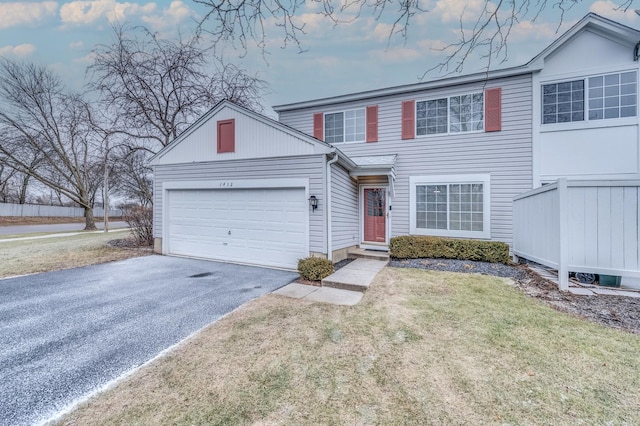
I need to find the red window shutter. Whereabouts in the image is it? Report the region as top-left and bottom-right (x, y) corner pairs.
(401, 100), (415, 140)
(217, 119), (235, 153)
(313, 113), (324, 140)
(485, 88), (502, 132)
(366, 105), (378, 143)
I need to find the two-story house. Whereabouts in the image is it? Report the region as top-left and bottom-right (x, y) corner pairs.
(150, 13), (640, 272)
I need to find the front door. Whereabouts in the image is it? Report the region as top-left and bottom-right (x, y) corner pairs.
(363, 188), (386, 244)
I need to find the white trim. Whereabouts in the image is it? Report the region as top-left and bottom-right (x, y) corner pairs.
(359, 184), (390, 248)
(323, 107), (366, 144)
(409, 174), (491, 239)
(539, 69), (638, 128)
(161, 178), (310, 261)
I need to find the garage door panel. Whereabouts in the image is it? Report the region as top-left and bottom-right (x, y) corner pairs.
(167, 188), (307, 269)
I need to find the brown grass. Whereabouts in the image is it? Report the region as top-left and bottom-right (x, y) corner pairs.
(0, 232), (149, 278)
(57, 267), (640, 425)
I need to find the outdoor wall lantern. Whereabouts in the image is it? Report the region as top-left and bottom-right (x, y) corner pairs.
(308, 195), (318, 212)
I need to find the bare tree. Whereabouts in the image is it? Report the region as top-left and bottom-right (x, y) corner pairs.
(193, 0), (633, 74)
(110, 146), (154, 206)
(0, 59), (104, 230)
(89, 25), (268, 152)
(0, 162), (17, 202)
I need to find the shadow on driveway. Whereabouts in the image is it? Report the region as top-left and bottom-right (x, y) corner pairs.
(0, 255), (297, 426)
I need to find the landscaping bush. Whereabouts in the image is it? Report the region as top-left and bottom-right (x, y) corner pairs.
(389, 235), (511, 264)
(298, 256), (335, 281)
(122, 205), (153, 246)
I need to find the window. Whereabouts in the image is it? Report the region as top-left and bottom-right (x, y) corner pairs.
(589, 71), (637, 120)
(410, 174), (490, 238)
(415, 92), (484, 135)
(542, 80), (584, 124)
(542, 71), (637, 124)
(324, 108), (365, 143)
(450, 93), (484, 132)
(417, 98), (448, 135)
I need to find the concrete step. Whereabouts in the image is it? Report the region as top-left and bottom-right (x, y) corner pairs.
(322, 258), (388, 292)
(348, 247), (390, 261)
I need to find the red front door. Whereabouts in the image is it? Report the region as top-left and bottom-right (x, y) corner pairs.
(363, 188), (386, 243)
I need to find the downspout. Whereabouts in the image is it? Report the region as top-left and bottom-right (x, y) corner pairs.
(326, 152), (339, 261)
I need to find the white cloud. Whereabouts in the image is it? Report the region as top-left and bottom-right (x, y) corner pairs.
(74, 52), (97, 63)
(141, 1), (198, 31)
(59, 0), (156, 25)
(0, 44), (37, 57)
(433, 0), (491, 23)
(589, 1), (638, 23)
(69, 41), (84, 49)
(0, 1), (58, 29)
(509, 20), (563, 42)
(417, 38), (450, 51)
(370, 46), (422, 62)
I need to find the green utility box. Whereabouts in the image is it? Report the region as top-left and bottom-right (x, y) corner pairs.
(599, 275), (622, 287)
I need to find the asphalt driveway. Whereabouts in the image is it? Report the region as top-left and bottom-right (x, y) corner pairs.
(0, 255), (297, 426)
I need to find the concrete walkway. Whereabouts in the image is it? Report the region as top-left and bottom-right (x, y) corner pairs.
(273, 257), (389, 305)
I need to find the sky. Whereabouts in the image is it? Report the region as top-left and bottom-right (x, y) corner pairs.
(1, 0), (640, 115)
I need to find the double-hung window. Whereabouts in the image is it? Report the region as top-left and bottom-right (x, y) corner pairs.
(410, 174), (490, 239)
(324, 108), (365, 143)
(415, 92), (484, 135)
(542, 71), (637, 124)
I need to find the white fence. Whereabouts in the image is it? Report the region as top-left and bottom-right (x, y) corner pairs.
(513, 179), (640, 290)
(0, 202), (122, 218)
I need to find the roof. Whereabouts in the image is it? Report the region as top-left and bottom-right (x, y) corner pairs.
(272, 13), (640, 113)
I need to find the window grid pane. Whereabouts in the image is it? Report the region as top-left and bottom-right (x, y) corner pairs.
(416, 183), (483, 232)
(450, 93), (484, 133)
(589, 71), (637, 121)
(542, 80), (584, 124)
(417, 99), (448, 135)
(344, 109), (365, 142)
(325, 109), (366, 143)
(324, 112), (344, 143)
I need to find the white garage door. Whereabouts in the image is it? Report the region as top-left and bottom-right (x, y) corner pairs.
(167, 188), (307, 269)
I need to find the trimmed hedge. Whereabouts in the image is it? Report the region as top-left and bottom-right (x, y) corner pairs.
(389, 235), (511, 264)
(298, 256), (335, 281)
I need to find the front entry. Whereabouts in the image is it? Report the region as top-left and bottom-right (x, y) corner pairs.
(363, 187), (387, 245)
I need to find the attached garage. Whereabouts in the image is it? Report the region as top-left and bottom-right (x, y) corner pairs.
(165, 186), (308, 269)
(151, 100), (339, 269)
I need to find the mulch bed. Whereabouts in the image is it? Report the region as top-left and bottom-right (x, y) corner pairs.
(390, 258), (640, 336)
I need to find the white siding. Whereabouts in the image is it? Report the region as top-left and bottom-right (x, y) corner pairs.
(154, 105), (327, 165)
(154, 155), (327, 254)
(532, 28), (640, 185)
(279, 74), (533, 246)
(331, 163), (358, 250)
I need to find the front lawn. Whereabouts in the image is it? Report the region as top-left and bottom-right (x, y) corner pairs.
(57, 267), (640, 425)
(0, 232), (149, 278)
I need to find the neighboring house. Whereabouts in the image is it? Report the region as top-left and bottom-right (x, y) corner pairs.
(150, 13), (640, 272)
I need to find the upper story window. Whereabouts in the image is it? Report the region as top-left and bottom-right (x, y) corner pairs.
(589, 71), (637, 120)
(416, 92), (484, 135)
(324, 108), (365, 143)
(542, 71), (637, 124)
